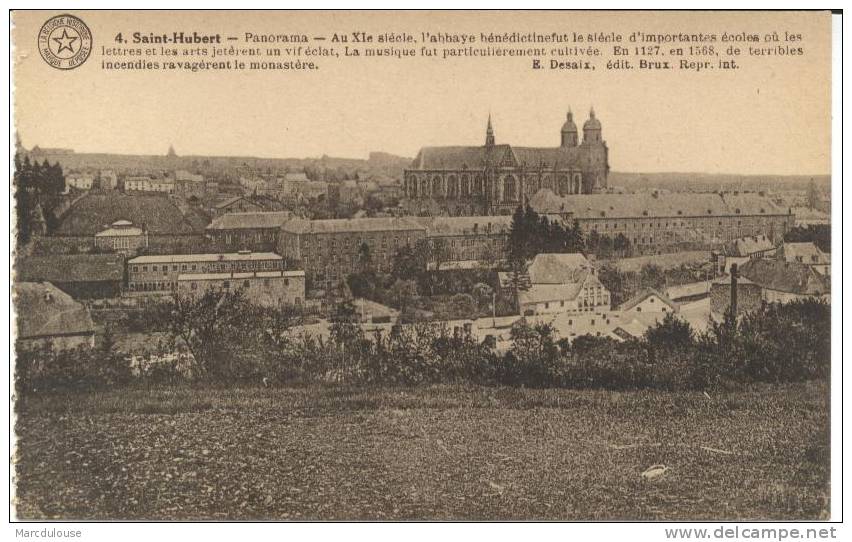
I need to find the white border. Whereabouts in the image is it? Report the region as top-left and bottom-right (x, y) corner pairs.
(3, 4), (846, 540)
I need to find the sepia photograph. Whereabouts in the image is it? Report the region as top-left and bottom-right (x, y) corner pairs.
(8, 8), (839, 526)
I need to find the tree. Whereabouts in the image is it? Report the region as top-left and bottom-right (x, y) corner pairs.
(392, 244), (425, 281)
(165, 288), (253, 378)
(644, 312), (694, 352)
(471, 282), (494, 311)
(388, 279), (418, 315)
(613, 233), (631, 257)
(357, 241), (373, 273)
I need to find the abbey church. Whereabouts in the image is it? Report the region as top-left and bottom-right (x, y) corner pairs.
(403, 109), (609, 216)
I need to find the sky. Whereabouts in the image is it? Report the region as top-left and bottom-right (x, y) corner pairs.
(12, 10), (832, 175)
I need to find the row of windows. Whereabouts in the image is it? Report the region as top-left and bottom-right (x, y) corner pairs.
(586, 217), (781, 232)
(131, 277), (296, 291)
(131, 260), (280, 273)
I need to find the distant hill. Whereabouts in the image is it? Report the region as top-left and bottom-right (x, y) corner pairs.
(22, 149), (413, 184)
(609, 172), (831, 193)
(55, 193), (202, 236)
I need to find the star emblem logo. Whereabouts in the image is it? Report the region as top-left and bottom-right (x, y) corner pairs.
(38, 15), (93, 70)
(51, 28), (78, 54)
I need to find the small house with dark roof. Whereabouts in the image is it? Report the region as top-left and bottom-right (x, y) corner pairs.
(739, 258), (829, 304)
(17, 254), (125, 299)
(15, 282), (96, 350)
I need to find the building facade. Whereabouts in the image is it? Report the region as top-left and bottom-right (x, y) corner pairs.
(173, 170), (206, 199)
(514, 253), (611, 316)
(417, 215), (512, 269)
(403, 109), (609, 216)
(205, 211), (293, 251)
(94, 220), (149, 255)
(126, 251), (284, 294)
(176, 269), (305, 308)
(277, 217), (427, 290)
(66, 173), (94, 191)
(532, 191), (794, 254)
(125, 176), (175, 194)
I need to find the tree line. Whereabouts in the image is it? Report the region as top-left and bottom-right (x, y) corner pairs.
(14, 152), (66, 246)
(16, 292), (830, 393)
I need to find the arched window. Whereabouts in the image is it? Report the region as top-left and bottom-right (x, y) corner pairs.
(473, 174), (484, 195)
(432, 175), (443, 198)
(460, 174), (471, 198)
(503, 175), (517, 202)
(447, 175), (459, 198)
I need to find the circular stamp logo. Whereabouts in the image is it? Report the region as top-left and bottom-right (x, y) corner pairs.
(37, 14), (93, 70)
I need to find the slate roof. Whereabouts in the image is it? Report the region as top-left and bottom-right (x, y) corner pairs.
(739, 259), (829, 295)
(284, 172), (310, 182)
(129, 252), (282, 264)
(726, 234), (775, 257)
(530, 190), (789, 219)
(95, 223), (144, 237)
(409, 145), (513, 170)
(15, 282), (96, 340)
(511, 146), (582, 168)
(281, 217), (426, 235)
(206, 211), (292, 230)
(17, 254), (125, 283)
(527, 253), (593, 284)
(213, 196), (245, 209)
(518, 283), (585, 305)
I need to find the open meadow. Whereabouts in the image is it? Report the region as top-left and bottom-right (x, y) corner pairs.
(14, 381), (829, 520)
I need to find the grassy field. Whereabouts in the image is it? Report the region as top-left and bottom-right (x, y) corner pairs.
(14, 382), (829, 520)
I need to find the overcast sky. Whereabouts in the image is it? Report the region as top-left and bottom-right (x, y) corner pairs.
(13, 10), (831, 175)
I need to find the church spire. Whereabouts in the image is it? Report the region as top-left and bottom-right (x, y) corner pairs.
(485, 113), (495, 147)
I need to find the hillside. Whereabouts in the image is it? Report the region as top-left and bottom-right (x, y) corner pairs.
(54, 193), (203, 236)
(609, 172), (831, 193)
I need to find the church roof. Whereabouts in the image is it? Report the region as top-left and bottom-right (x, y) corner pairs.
(410, 143), (587, 171)
(409, 145), (513, 170)
(561, 112), (578, 133)
(512, 146), (582, 169)
(583, 109), (601, 130)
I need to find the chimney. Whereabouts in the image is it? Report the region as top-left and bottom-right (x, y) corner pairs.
(730, 263), (738, 323)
